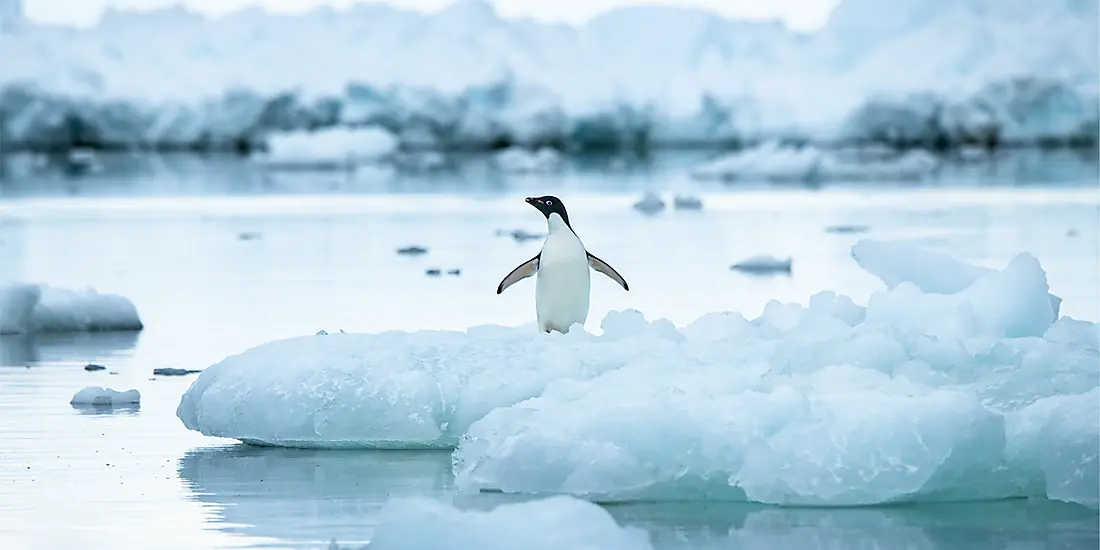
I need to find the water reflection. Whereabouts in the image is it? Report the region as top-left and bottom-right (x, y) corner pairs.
(178, 446), (454, 548)
(605, 500), (1099, 550)
(178, 444), (1097, 550)
(70, 402), (141, 416)
(465, 493), (1098, 550)
(0, 330), (141, 367)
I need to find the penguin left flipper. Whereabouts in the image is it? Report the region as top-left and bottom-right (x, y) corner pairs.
(587, 252), (629, 291)
(496, 253), (540, 294)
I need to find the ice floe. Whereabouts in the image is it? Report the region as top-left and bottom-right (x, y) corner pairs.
(176, 239), (1098, 508)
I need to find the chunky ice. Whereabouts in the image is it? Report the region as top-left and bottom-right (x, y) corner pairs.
(1, 0), (1096, 150)
(370, 496), (652, 550)
(452, 247), (1098, 507)
(177, 240), (1098, 507)
(0, 283), (144, 335)
(70, 386), (141, 406)
(689, 142), (940, 182)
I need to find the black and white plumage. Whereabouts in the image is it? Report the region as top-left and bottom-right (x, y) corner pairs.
(497, 195), (629, 333)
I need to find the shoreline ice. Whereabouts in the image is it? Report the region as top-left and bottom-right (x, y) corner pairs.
(1, 0), (1095, 154)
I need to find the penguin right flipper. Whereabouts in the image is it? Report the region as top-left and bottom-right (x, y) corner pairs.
(496, 254), (540, 294)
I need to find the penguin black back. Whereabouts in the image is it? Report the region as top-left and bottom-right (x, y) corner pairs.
(525, 196), (570, 228)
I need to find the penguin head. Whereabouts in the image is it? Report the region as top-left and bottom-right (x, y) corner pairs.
(525, 195), (570, 227)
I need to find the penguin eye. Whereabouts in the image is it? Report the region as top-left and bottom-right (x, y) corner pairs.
(545, 200), (553, 206)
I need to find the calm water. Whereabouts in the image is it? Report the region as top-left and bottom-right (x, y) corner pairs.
(0, 150), (1098, 550)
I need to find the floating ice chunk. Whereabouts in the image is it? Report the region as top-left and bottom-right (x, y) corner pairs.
(491, 147), (562, 173)
(852, 239), (1062, 317)
(672, 195), (703, 210)
(176, 317), (687, 448)
(689, 142), (939, 182)
(70, 386), (141, 406)
(253, 126), (397, 169)
(632, 193), (665, 214)
(730, 256), (792, 274)
(689, 142), (822, 182)
(177, 240), (1097, 507)
(0, 283), (144, 335)
(818, 149), (939, 181)
(370, 496), (652, 550)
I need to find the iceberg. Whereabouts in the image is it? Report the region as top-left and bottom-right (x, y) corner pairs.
(370, 496), (652, 550)
(251, 126), (398, 170)
(491, 146), (562, 173)
(177, 239), (1098, 508)
(1, 0), (1095, 151)
(689, 141), (940, 182)
(0, 283), (144, 335)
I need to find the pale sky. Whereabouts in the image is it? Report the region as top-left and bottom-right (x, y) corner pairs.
(22, 0), (839, 31)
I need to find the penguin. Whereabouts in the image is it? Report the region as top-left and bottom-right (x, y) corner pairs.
(496, 195), (629, 333)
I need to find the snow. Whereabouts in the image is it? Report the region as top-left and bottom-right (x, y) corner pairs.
(177, 239), (1098, 508)
(370, 496), (651, 550)
(1, 0), (1095, 150)
(252, 126), (398, 169)
(0, 283), (144, 335)
(70, 386), (141, 406)
(689, 142), (940, 182)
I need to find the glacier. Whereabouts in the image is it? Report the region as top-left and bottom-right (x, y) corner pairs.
(0, 283), (144, 334)
(1, 0), (1096, 153)
(176, 239), (1099, 508)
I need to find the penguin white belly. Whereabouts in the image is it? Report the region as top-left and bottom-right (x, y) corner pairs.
(535, 233), (591, 333)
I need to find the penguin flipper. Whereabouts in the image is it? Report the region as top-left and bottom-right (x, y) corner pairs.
(496, 254), (540, 294)
(587, 252), (629, 291)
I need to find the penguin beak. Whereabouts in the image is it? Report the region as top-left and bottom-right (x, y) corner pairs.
(525, 197), (540, 207)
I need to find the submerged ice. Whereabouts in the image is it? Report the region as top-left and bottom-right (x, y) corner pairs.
(176, 240), (1099, 508)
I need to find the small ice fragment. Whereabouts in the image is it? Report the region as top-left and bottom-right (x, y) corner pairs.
(498, 229), (544, 242)
(731, 256), (792, 274)
(825, 224), (870, 234)
(70, 386), (140, 406)
(673, 195), (703, 210)
(425, 268), (441, 276)
(632, 193), (665, 214)
(237, 231), (263, 241)
(84, 364), (106, 371)
(447, 269), (461, 276)
(397, 246), (428, 256)
(153, 368), (202, 376)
